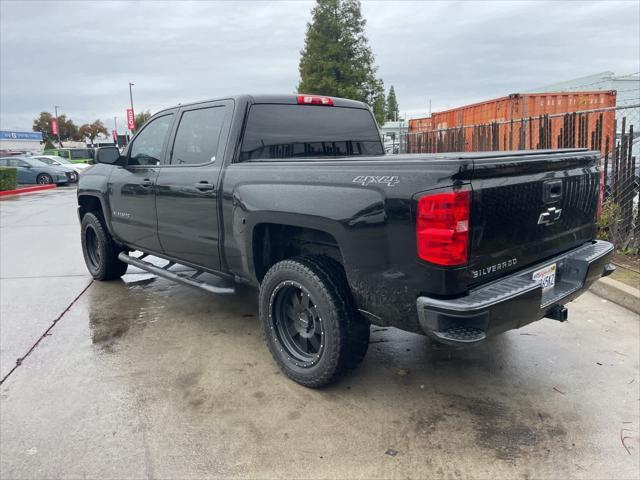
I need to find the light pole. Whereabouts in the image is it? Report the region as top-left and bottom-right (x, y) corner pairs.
(128, 82), (135, 134)
(54, 105), (62, 146)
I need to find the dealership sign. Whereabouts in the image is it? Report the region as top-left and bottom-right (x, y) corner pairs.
(51, 119), (59, 136)
(0, 131), (43, 141)
(127, 109), (136, 130)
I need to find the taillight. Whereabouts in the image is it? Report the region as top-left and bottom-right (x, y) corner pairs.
(297, 94), (334, 106)
(416, 188), (471, 266)
(596, 167), (604, 221)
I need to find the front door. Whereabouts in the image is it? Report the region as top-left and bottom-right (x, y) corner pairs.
(155, 101), (232, 271)
(12, 159), (36, 184)
(108, 112), (175, 253)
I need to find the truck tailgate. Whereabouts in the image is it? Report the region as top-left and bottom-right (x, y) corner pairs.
(468, 149), (600, 285)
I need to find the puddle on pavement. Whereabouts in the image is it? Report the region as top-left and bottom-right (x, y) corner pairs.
(87, 276), (172, 352)
(86, 272), (258, 354)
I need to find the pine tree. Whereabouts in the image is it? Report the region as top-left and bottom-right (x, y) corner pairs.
(386, 85), (399, 121)
(298, 0), (384, 110)
(372, 90), (386, 125)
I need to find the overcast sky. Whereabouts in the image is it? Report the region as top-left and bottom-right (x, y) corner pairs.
(1, 0), (638, 131)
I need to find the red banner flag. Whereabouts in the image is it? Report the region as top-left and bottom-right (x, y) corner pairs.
(126, 108), (136, 130)
(112, 129), (118, 142)
(51, 119), (58, 136)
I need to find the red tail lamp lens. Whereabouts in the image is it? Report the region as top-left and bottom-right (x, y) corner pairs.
(416, 189), (471, 266)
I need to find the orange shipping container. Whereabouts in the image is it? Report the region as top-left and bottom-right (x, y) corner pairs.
(407, 90), (617, 156)
(410, 91), (616, 132)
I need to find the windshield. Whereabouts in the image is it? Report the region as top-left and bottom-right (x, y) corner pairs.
(51, 156), (71, 164)
(33, 156), (55, 165)
(24, 158), (49, 167)
(240, 104), (384, 161)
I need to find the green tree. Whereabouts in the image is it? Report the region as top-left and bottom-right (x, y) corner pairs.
(372, 90), (386, 125)
(298, 0), (384, 109)
(386, 85), (399, 121)
(32, 112), (80, 145)
(134, 110), (152, 133)
(57, 115), (80, 142)
(79, 120), (109, 145)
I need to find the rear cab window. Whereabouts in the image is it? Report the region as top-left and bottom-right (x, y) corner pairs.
(239, 104), (383, 161)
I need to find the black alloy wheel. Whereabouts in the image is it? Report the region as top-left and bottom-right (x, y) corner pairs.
(271, 281), (325, 367)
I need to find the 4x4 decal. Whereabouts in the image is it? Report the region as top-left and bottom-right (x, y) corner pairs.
(352, 175), (400, 187)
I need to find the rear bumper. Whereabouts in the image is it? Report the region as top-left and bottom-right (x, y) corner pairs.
(416, 240), (614, 345)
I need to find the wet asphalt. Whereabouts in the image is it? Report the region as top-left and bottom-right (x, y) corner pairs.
(0, 187), (638, 479)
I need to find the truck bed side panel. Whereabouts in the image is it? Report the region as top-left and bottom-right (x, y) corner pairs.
(221, 157), (470, 332)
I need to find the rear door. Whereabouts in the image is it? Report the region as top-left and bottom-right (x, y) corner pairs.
(155, 100), (233, 271)
(468, 150), (599, 285)
(108, 111), (175, 252)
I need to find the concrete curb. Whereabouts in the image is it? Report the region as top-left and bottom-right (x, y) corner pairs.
(0, 184), (57, 197)
(590, 277), (640, 315)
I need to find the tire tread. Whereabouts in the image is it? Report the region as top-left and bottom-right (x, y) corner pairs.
(81, 212), (127, 280)
(259, 255), (369, 388)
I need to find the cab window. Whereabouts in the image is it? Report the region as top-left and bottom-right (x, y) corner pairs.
(129, 115), (174, 166)
(170, 106), (227, 165)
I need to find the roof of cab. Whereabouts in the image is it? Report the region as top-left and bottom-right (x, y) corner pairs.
(154, 94), (369, 116)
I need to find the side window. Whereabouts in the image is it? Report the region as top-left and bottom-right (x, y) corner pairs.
(0, 159), (8, 166)
(170, 106), (227, 165)
(129, 115), (173, 166)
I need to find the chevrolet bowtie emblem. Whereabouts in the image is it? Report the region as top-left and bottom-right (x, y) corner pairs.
(537, 206), (562, 226)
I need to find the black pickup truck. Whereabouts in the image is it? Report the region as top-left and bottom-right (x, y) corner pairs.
(78, 94), (614, 387)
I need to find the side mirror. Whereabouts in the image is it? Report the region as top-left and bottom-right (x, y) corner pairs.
(95, 146), (122, 165)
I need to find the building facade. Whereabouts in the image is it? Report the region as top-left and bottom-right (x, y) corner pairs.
(0, 130), (43, 153)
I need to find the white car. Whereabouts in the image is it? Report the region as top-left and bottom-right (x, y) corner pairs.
(32, 155), (90, 175)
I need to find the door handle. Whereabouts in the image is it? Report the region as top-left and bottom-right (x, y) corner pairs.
(195, 181), (214, 191)
(141, 179), (154, 187)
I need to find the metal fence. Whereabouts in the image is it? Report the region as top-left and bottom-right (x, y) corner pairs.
(400, 104), (639, 249)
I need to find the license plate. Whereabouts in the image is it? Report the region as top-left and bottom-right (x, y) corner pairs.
(533, 263), (557, 291)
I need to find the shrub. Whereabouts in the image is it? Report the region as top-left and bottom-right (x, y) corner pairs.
(596, 199), (619, 241)
(0, 167), (17, 191)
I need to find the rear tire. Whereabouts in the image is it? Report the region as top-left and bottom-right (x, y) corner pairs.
(36, 173), (52, 184)
(81, 212), (128, 280)
(259, 255), (370, 388)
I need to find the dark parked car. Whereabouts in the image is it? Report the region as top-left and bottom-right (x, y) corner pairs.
(77, 94), (614, 387)
(0, 156), (70, 185)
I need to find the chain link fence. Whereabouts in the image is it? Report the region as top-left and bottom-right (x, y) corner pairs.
(399, 104), (639, 250)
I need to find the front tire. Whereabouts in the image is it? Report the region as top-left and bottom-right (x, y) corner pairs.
(81, 212), (128, 280)
(259, 256), (370, 388)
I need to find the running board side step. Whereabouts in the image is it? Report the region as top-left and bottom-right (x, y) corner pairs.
(118, 252), (235, 295)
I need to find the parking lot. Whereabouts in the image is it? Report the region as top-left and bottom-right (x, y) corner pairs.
(1, 188), (638, 479)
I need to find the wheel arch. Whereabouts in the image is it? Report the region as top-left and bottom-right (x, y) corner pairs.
(250, 219), (345, 284)
(78, 194), (106, 220)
